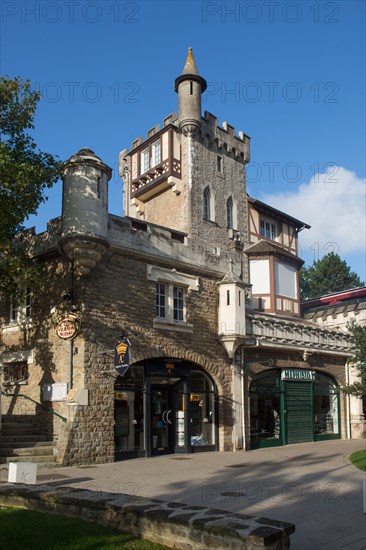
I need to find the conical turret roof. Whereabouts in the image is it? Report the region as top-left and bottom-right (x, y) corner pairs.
(181, 47), (200, 76)
(62, 147), (112, 177)
(175, 48), (207, 92)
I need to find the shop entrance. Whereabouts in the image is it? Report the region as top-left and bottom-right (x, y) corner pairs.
(114, 359), (217, 460)
(249, 369), (341, 449)
(285, 381), (313, 444)
(151, 379), (186, 455)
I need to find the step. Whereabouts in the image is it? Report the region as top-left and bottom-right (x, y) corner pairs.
(1, 422), (39, 430)
(0, 454), (56, 464)
(0, 434), (48, 444)
(1, 428), (45, 436)
(0, 445), (54, 458)
(0, 440), (54, 450)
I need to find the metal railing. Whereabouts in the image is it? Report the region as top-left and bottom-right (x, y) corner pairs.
(0, 388), (67, 423)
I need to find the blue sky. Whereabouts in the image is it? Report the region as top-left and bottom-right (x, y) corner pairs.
(1, 0), (365, 280)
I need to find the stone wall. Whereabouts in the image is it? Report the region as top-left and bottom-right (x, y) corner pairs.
(1, 217), (238, 466)
(189, 129), (248, 269)
(0, 256), (73, 445)
(58, 249), (234, 464)
(0, 484), (295, 550)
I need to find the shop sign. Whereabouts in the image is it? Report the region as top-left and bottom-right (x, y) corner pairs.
(281, 369), (316, 381)
(56, 314), (80, 340)
(114, 391), (127, 401)
(114, 337), (131, 376)
(190, 394), (201, 402)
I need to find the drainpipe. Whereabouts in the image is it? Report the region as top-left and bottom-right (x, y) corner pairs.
(236, 347), (246, 451)
(241, 359), (246, 451)
(67, 260), (74, 392)
(68, 340), (73, 392)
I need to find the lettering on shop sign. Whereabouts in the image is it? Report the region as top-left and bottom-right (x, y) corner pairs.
(281, 369), (316, 381)
(56, 315), (80, 340)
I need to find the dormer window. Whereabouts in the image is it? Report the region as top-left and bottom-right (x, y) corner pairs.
(260, 219), (277, 241)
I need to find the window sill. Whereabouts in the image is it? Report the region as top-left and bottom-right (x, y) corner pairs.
(2, 321), (33, 333)
(203, 219), (218, 226)
(259, 235), (279, 244)
(153, 319), (193, 333)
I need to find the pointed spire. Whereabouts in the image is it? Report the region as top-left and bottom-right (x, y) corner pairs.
(220, 259), (243, 284)
(182, 47), (199, 76)
(175, 48), (207, 93)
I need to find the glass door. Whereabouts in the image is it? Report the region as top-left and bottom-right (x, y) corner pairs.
(151, 387), (173, 454)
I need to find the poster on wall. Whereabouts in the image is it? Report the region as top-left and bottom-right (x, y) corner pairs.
(114, 337), (131, 376)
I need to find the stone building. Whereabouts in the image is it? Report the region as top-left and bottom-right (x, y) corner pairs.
(0, 50), (361, 466)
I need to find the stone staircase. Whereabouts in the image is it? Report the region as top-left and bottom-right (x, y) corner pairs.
(0, 418), (56, 467)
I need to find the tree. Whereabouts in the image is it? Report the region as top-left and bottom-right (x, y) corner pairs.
(300, 252), (364, 300)
(0, 76), (61, 298)
(342, 323), (366, 399)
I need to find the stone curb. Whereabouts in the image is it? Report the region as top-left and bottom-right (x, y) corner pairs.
(0, 484), (295, 549)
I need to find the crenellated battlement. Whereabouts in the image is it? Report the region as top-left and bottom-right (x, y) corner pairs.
(201, 111), (250, 162)
(126, 110), (249, 162)
(130, 113), (179, 151)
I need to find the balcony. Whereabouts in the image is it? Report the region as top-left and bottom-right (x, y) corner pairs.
(131, 158), (181, 202)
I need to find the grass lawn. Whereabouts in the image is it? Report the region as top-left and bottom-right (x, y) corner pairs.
(0, 507), (169, 550)
(349, 449), (366, 472)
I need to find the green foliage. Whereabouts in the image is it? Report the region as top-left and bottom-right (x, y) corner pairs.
(0, 507), (169, 549)
(300, 252), (364, 300)
(349, 449), (366, 472)
(0, 76), (62, 298)
(343, 323), (366, 398)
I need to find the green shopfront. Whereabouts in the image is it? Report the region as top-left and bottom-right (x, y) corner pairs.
(250, 369), (340, 449)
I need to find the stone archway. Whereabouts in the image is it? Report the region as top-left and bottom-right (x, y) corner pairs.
(113, 354), (227, 460)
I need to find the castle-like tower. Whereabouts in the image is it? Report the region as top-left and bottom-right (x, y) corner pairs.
(61, 148), (112, 275)
(174, 47), (207, 136)
(120, 49), (250, 261)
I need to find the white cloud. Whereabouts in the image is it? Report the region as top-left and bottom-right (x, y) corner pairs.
(262, 167), (366, 257)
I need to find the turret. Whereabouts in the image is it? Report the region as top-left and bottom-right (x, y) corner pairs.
(175, 48), (207, 135)
(61, 148), (112, 275)
(217, 260), (251, 358)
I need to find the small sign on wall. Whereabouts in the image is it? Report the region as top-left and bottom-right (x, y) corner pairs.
(281, 369), (316, 381)
(42, 383), (68, 401)
(56, 314), (80, 340)
(114, 337), (131, 376)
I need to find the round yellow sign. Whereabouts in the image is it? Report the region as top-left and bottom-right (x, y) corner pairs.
(56, 315), (80, 340)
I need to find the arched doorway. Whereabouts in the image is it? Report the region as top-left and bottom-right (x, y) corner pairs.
(250, 369), (341, 449)
(114, 358), (218, 460)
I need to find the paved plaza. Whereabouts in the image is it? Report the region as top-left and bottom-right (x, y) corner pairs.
(2, 439), (366, 549)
